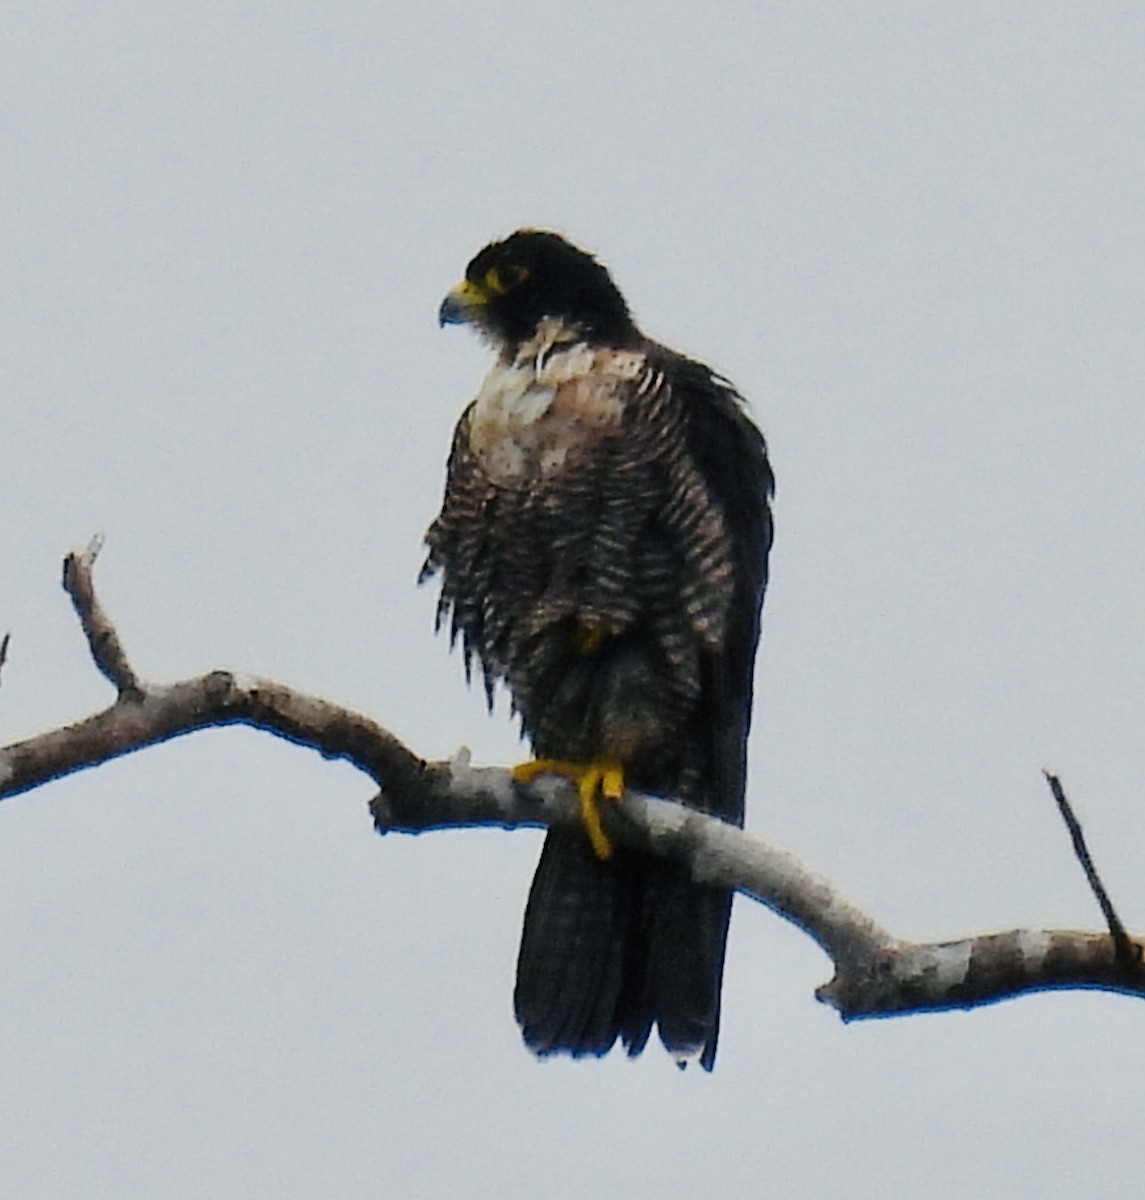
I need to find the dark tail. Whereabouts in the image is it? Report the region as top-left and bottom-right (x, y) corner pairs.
(514, 828), (733, 1069)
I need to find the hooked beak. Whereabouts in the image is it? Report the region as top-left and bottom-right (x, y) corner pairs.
(438, 279), (487, 327)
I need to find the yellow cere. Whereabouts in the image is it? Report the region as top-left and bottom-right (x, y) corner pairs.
(452, 277), (489, 306)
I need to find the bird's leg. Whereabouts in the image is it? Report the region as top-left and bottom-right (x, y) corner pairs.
(511, 758), (625, 860)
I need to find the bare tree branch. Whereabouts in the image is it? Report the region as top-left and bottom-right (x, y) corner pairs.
(1, 548), (1142, 1024)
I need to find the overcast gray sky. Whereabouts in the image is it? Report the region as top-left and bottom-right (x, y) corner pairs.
(2, 2), (1144, 1196)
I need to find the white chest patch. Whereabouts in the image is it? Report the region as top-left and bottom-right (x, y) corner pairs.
(468, 326), (647, 487)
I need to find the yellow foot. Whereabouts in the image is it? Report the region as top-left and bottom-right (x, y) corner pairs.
(573, 620), (608, 655)
(512, 757), (625, 860)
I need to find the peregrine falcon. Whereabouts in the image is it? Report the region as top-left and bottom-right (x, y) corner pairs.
(423, 230), (773, 1068)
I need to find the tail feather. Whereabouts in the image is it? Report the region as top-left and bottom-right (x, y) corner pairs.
(514, 831), (733, 1069)
(515, 830), (634, 1058)
(643, 864), (733, 1069)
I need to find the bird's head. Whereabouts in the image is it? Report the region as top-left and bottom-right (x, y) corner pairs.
(439, 230), (636, 350)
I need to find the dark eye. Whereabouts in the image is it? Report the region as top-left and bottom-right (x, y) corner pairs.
(484, 264), (529, 294)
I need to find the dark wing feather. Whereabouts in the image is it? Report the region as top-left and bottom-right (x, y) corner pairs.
(627, 348), (773, 1066)
(664, 350), (774, 824)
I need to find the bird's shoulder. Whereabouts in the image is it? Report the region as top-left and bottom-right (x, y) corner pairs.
(647, 343), (774, 500)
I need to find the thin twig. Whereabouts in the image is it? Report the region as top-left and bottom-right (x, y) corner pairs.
(0, 633), (10, 688)
(1044, 770), (1137, 970)
(61, 537), (142, 698)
